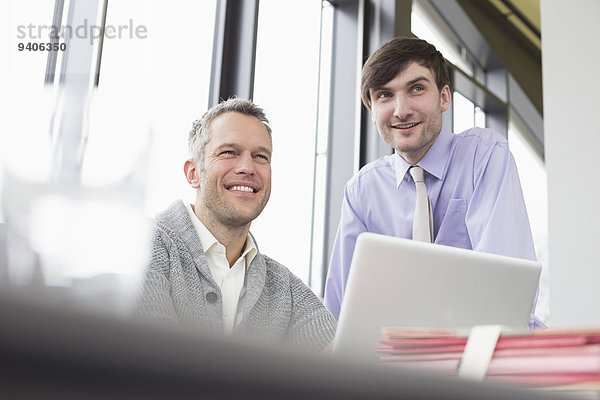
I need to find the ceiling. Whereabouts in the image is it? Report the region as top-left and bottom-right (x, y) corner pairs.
(488, 0), (541, 49)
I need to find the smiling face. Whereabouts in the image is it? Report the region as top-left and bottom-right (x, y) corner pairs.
(369, 61), (451, 165)
(185, 112), (272, 231)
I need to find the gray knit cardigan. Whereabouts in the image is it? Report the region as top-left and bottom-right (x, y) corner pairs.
(136, 200), (337, 352)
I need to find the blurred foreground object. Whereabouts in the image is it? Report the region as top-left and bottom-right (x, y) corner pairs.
(0, 84), (152, 317)
(0, 290), (564, 400)
(1, 170), (150, 316)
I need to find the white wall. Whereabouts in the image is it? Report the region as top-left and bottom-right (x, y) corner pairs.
(542, 0), (600, 326)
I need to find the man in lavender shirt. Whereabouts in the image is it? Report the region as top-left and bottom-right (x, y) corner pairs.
(324, 36), (544, 328)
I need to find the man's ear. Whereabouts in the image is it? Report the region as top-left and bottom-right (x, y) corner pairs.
(184, 159), (201, 189)
(440, 84), (451, 112)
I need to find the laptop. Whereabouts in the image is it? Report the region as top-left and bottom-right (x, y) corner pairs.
(332, 232), (542, 363)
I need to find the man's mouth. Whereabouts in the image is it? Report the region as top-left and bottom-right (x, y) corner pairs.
(227, 185), (257, 193)
(392, 122), (420, 129)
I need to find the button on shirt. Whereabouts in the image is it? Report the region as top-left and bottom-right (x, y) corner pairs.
(185, 203), (257, 334)
(324, 127), (543, 328)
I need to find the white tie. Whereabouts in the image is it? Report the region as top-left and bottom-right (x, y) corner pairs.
(409, 166), (433, 243)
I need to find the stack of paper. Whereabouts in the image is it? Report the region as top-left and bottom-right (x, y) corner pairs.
(378, 327), (600, 394)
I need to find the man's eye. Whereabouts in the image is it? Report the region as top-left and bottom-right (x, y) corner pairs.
(376, 92), (392, 99)
(254, 154), (269, 162)
(220, 150), (236, 156)
(411, 86), (424, 93)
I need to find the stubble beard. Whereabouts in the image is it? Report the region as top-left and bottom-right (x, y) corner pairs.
(199, 178), (270, 231)
(382, 117), (442, 160)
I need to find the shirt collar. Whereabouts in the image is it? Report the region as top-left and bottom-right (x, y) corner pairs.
(242, 234), (257, 267)
(393, 128), (453, 187)
(185, 202), (219, 253)
(185, 202), (257, 268)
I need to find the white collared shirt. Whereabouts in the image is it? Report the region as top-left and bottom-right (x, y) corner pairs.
(185, 203), (257, 334)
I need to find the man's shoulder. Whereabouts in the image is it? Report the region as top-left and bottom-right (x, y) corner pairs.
(151, 200), (202, 257)
(454, 127), (508, 149)
(260, 254), (292, 280)
(152, 200), (196, 240)
(155, 200), (190, 230)
(258, 254), (309, 289)
(347, 154), (394, 187)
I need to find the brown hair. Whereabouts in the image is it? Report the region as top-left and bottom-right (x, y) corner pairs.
(361, 36), (450, 110)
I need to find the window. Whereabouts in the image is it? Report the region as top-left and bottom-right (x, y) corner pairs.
(452, 91), (475, 133)
(452, 91), (486, 133)
(508, 112), (548, 323)
(474, 105), (486, 128)
(310, 1), (334, 292)
(2, 0), (217, 309)
(251, 0), (329, 285)
(1, 0), (57, 221)
(92, 0), (217, 215)
(6, 0), (55, 86)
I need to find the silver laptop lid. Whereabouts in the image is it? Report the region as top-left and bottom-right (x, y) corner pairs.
(332, 232), (542, 363)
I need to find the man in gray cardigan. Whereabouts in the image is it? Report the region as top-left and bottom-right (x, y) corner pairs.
(136, 98), (336, 352)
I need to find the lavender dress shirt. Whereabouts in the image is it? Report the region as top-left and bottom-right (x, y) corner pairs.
(324, 127), (545, 328)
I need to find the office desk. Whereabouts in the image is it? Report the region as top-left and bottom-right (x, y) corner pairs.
(0, 290), (565, 399)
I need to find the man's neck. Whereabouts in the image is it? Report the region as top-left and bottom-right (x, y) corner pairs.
(192, 204), (250, 267)
(211, 224), (250, 267)
(396, 139), (435, 165)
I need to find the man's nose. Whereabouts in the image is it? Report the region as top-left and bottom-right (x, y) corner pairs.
(393, 96), (412, 120)
(234, 152), (256, 175)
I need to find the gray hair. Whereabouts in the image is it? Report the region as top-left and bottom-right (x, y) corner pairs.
(188, 97), (272, 163)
